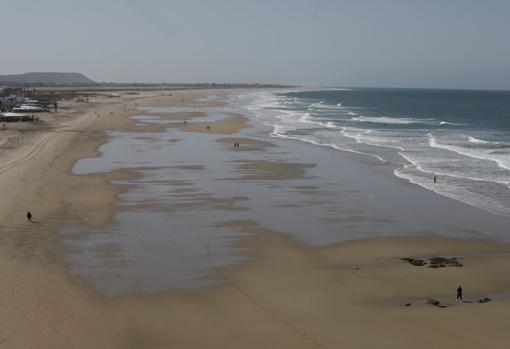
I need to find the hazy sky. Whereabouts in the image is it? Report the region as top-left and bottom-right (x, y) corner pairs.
(2, 0), (510, 89)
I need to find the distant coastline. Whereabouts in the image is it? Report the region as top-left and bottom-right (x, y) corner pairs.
(0, 72), (294, 89)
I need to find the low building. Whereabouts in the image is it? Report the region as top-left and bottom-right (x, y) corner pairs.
(0, 112), (35, 122)
(12, 104), (45, 112)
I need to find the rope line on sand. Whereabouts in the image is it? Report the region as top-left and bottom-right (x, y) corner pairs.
(205, 175), (328, 349)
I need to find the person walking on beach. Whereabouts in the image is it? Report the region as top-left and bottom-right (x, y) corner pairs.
(26, 211), (32, 222)
(434, 176), (437, 184)
(457, 285), (463, 301)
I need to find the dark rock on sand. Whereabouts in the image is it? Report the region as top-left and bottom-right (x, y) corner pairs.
(478, 297), (492, 303)
(426, 299), (441, 306)
(429, 257), (463, 267)
(400, 258), (425, 266)
(401, 256), (463, 268)
(425, 299), (449, 308)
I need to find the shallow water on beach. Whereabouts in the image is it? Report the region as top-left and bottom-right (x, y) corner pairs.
(62, 105), (355, 296)
(59, 98), (510, 297)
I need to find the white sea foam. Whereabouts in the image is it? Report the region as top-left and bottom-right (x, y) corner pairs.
(439, 121), (463, 126)
(308, 101), (345, 110)
(298, 87), (356, 93)
(299, 112), (314, 123)
(340, 127), (406, 151)
(394, 167), (510, 217)
(468, 136), (490, 144)
(322, 121), (344, 130)
(398, 150), (510, 186)
(429, 133), (510, 171)
(351, 116), (426, 125)
(467, 136), (502, 145)
(269, 131), (385, 162)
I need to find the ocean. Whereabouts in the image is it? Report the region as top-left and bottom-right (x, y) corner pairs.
(239, 88), (510, 217)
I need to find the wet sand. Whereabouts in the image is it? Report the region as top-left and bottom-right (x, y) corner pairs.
(1, 88), (510, 348)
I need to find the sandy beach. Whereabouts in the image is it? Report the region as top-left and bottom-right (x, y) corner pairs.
(1, 88), (510, 349)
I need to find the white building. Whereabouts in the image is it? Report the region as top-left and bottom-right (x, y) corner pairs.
(12, 105), (45, 112)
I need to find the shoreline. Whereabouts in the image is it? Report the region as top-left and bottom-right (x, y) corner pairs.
(240, 88), (510, 220)
(2, 88), (510, 347)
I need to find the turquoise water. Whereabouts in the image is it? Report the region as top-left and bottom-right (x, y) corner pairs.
(241, 88), (510, 217)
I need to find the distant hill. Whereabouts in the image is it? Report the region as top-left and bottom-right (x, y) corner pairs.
(0, 72), (96, 85)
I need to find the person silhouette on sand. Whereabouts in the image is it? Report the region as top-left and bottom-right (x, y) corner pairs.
(457, 285), (463, 301)
(26, 211), (32, 222)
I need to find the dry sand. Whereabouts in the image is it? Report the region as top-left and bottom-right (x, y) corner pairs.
(0, 88), (510, 348)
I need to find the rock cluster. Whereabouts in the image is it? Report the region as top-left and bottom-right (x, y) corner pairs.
(425, 299), (448, 308)
(478, 297), (492, 303)
(401, 256), (463, 268)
